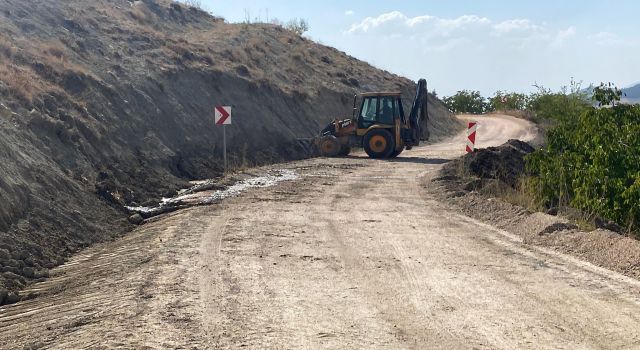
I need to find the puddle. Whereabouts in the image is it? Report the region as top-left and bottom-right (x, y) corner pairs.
(126, 169), (298, 215)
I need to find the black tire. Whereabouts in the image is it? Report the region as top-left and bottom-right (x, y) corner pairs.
(319, 135), (340, 157)
(363, 129), (395, 159)
(338, 145), (351, 156)
(389, 148), (404, 158)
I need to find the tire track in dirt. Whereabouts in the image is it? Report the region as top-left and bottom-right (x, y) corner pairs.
(322, 163), (467, 349)
(199, 211), (227, 349)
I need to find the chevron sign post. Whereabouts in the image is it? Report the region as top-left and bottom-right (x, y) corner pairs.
(215, 106), (232, 169)
(215, 106), (232, 125)
(466, 121), (478, 153)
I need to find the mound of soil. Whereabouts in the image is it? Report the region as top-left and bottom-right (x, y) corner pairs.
(0, 0), (460, 303)
(442, 139), (534, 190)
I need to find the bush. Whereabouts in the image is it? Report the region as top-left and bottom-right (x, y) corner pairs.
(442, 90), (487, 114)
(526, 82), (590, 123)
(526, 88), (640, 232)
(285, 18), (309, 36)
(488, 91), (529, 111)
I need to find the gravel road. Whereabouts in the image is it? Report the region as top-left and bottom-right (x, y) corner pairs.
(2, 114), (640, 349)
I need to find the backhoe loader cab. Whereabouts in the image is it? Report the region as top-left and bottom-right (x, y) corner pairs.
(317, 79), (428, 159)
(356, 93), (402, 129)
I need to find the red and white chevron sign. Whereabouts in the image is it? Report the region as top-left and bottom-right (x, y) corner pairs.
(215, 106), (232, 125)
(466, 121), (477, 153)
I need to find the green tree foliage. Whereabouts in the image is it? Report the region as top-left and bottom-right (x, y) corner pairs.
(442, 90), (487, 114)
(488, 91), (529, 111)
(592, 82), (624, 107)
(526, 83), (590, 123)
(526, 87), (640, 232)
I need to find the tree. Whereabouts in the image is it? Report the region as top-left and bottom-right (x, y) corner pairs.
(285, 18), (309, 36)
(592, 82), (624, 107)
(442, 90), (487, 114)
(526, 82), (589, 123)
(488, 91), (528, 111)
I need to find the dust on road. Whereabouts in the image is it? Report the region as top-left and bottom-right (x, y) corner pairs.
(2, 115), (640, 349)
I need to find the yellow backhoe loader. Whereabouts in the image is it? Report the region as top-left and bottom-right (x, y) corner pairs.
(316, 79), (428, 158)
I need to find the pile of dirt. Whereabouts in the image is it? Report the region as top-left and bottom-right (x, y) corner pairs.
(441, 139), (535, 191)
(0, 0), (460, 303)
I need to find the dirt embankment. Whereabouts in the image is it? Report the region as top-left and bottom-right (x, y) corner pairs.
(432, 139), (640, 280)
(0, 0), (459, 303)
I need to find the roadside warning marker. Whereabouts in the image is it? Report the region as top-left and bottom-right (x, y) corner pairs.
(215, 106), (232, 125)
(214, 105), (232, 170)
(466, 121), (477, 153)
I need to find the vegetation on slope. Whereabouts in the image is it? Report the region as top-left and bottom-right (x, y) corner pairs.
(527, 86), (640, 233)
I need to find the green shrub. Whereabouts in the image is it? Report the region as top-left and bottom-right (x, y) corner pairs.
(526, 102), (640, 232)
(526, 82), (590, 123)
(442, 90), (487, 114)
(488, 91), (529, 111)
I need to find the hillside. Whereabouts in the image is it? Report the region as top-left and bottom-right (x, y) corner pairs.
(0, 0), (459, 302)
(622, 83), (640, 103)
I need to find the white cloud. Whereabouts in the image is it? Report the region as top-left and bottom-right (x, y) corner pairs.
(406, 15), (434, 27)
(437, 15), (491, 30)
(492, 19), (540, 36)
(347, 11), (405, 33)
(552, 26), (576, 47)
(347, 11), (490, 36)
(345, 10), (354, 16)
(346, 11), (581, 51)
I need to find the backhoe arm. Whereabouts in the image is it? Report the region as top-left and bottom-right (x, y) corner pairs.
(406, 79), (429, 145)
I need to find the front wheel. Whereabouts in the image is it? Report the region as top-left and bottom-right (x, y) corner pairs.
(389, 148), (404, 158)
(363, 129), (395, 159)
(319, 135), (340, 157)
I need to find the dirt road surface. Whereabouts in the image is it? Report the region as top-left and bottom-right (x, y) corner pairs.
(2, 114), (640, 349)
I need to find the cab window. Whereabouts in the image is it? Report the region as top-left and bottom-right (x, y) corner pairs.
(378, 97), (395, 125)
(360, 97), (378, 122)
(393, 98), (401, 120)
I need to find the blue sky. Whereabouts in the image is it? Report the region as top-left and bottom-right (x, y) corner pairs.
(198, 1), (640, 96)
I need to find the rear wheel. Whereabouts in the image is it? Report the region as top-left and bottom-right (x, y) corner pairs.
(319, 135), (340, 157)
(363, 129), (395, 159)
